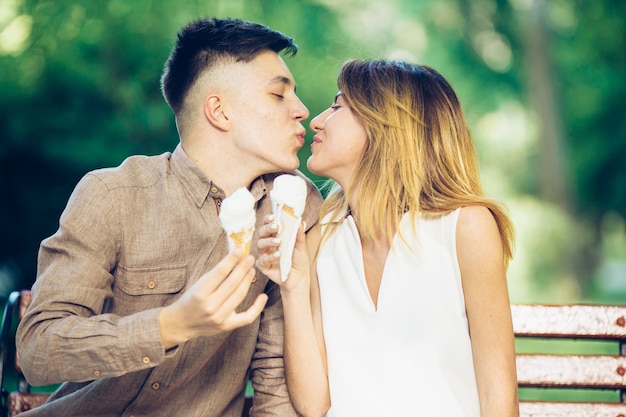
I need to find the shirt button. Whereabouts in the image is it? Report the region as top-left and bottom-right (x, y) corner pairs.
(152, 382), (160, 390)
(211, 186), (218, 193)
(93, 370), (101, 377)
(147, 280), (156, 289)
(142, 356), (151, 364)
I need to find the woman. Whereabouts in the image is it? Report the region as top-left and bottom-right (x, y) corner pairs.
(257, 60), (519, 416)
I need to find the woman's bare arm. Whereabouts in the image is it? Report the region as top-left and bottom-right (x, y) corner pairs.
(256, 219), (330, 416)
(457, 206), (519, 417)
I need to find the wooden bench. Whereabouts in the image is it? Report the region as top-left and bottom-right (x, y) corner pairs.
(3, 291), (626, 416)
(512, 303), (626, 417)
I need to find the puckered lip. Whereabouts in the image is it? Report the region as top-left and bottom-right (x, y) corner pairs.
(296, 130), (306, 147)
(311, 134), (322, 144)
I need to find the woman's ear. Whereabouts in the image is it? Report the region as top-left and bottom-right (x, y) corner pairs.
(204, 95), (230, 131)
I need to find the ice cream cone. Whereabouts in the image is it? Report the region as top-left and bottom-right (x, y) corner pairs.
(219, 187), (256, 256)
(270, 175), (308, 281)
(227, 227), (254, 256)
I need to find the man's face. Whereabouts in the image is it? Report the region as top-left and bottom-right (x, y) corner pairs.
(224, 50), (309, 175)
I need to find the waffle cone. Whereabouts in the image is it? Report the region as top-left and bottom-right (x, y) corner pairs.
(281, 204), (296, 217)
(228, 227), (254, 256)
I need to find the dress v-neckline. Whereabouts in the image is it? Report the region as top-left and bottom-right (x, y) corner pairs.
(346, 215), (393, 312)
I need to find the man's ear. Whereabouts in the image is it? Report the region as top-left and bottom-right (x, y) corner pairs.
(204, 95), (230, 131)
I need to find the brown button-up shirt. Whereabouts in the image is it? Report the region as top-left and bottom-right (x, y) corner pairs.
(16, 144), (323, 417)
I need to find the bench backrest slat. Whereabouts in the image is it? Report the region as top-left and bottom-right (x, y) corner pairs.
(517, 354), (626, 388)
(512, 304), (626, 339)
(512, 303), (626, 417)
(519, 401), (626, 417)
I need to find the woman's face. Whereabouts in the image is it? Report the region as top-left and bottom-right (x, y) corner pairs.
(307, 92), (367, 188)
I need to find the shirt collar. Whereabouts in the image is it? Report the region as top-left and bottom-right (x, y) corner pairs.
(170, 144), (267, 208)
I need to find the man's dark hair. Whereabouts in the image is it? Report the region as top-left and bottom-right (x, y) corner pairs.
(161, 17), (298, 114)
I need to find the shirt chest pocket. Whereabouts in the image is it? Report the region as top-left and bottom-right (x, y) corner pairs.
(113, 265), (187, 315)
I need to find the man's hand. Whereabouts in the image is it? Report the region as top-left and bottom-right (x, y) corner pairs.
(158, 251), (268, 350)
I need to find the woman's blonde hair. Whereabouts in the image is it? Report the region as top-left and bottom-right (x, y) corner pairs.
(319, 59), (514, 267)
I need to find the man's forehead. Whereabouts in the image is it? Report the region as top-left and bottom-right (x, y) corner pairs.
(244, 50), (291, 76)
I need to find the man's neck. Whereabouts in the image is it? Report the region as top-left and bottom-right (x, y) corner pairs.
(180, 139), (257, 197)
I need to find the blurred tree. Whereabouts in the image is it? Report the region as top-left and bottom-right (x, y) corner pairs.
(0, 0), (624, 301)
(512, 0), (626, 293)
(1, 0), (182, 287)
(556, 1), (626, 293)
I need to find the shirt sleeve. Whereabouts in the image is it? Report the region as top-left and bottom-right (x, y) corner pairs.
(248, 281), (298, 417)
(16, 173), (167, 386)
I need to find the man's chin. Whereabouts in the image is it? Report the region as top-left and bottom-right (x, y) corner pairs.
(263, 161), (300, 176)
(281, 159), (301, 172)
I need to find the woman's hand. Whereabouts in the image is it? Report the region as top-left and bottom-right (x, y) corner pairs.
(256, 214), (311, 294)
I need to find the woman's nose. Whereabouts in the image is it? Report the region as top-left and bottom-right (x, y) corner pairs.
(309, 109), (329, 131)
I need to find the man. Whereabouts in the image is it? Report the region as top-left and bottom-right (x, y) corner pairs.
(16, 17), (322, 416)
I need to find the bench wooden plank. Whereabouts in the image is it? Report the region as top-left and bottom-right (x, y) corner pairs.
(10, 393), (50, 415)
(517, 354), (626, 388)
(513, 304), (626, 416)
(519, 401), (626, 417)
(512, 305), (626, 339)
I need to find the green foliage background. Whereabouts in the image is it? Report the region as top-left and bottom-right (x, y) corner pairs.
(1, 0), (625, 305)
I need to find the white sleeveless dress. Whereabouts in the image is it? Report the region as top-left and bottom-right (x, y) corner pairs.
(317, 209), (480, 416)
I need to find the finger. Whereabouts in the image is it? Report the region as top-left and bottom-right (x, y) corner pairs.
(256, 251), (281, 276)
(290, 221), (310, 274)
(290, 221), (307, 260)
(293, 220), (307, 252)
(195, 250), (244, 296)
(258, 220), (280, 239)
(203, 286), (267, 334)
(207, 260), (257, 317)
(257, 235), (281, 253)
(214, 255), (256, 294)
(225, 293), (269, 329)
(256, 250), (279, 267)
